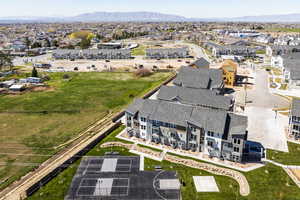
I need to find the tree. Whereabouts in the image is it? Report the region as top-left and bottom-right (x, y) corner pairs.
(45, 39), (51, 47)
(31, 67), (38, 77)
(31, 42), (42, 49)
(0, 51), (13, 71)
(25, 37), (31, 49)
(79, 38), (91, 49)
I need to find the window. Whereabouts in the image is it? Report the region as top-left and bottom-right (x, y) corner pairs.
(127, 116), (131, 121)
(207, 131), (214, 137)
(141, 125), (146, 130)
(234, 138), (240, 144)
(234, 147), (240, 152)
(207, 141), (213, 147)
(141, 117), (146, 122)
(190, 134), (197, 140)
(191, 127), (196, 132)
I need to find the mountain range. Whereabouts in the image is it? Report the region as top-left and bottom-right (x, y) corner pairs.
(1, 12), (300, 23)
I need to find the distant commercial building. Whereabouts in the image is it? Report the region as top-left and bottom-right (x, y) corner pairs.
(146, 48), (189, 59)
(203, 42), (257, 58)
(65, 156), (181, 200)
(52, 49), (131, 60)
(97, 42), (123, 49)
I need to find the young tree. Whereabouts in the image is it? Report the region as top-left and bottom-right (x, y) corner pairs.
(0, 51), (13, 71)
(31, 67), (38, 77)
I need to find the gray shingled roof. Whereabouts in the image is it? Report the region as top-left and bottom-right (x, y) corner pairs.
(126, 99), (144, 115)
(291, 99), (300, 117)
(191, 57), (210, 68)
(228, 113), (248, 135)
(173, 66), (223, 89)
(157, 86), (232, 110)
(189, 108), (228, 134)
(150, 100), (193, 127)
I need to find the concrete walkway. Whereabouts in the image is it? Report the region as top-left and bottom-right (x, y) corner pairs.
(116, 131), (264, 172)
(101, 141), (250, 196)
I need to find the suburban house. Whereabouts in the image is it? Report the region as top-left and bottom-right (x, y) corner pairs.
(52, 49), (131, 60)
(289, 99), (300, 140)
(220, 60), (238, 88)
(146, 48), (189, 59)
(157, 85), (234, 111)
(189, 57), (210, 68)
(125, 98), (248, 162)
(173, 66), (224, 92)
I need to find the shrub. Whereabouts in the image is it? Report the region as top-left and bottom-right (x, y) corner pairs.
(42, 75), (51, 81)
(134, 68), (152, 77)
(63, 74), (70, 79)
(31, 67), (38, 77)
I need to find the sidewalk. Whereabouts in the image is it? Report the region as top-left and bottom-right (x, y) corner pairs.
(117, 130), (264, 172)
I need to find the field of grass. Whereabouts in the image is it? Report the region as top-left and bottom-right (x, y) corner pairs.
(137, 143), (163, 152)
(28, 126), (300, 200)
(267, 142), (300, 166)
(256, 50), (266, 55)
(266, 28), (300, 33)
(0, 71), (171, 190)
(131, 45), (146, 56)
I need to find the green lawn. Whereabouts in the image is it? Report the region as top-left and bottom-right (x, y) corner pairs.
(137, 143), (163, 152)
(0, 72), (170, 190)
(267, 142), (300, 166)
(266, 28), (300, 33)
(27, 128), (300, 200)
(256, 50), (266, 55)
(131, 45), (146, 56)
(279, 84), (288, 90)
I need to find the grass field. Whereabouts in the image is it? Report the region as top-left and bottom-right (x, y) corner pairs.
(131, 45), (146, 56)
(0, 71), (171, 190)
(267, 142), (300, 166)
(27, 126), (300, 200)
(266, 28), (300, 33)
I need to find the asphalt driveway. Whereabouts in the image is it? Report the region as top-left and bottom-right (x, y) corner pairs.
(245, 69), (289, 152)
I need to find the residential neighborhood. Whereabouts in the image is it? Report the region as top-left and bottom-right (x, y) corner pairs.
(1, 1), (300, 200)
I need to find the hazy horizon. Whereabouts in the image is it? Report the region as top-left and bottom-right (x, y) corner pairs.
(1, 0), (300, 18)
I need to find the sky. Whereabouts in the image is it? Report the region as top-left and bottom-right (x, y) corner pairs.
(1, 0), (300, 18)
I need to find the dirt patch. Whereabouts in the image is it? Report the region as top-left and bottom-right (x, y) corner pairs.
(0, 85), (55, 96)
(29, 86), (54, 92)
(291, 169), (300, 181)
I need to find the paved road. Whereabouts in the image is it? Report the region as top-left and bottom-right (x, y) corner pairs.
(247, 69), (289, 108)
(245, 69), (289, 152)
(176, 41), (210, 61)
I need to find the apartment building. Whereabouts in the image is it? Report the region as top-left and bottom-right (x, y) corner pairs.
(125, 98), (247, 162)
(289, 99), (300, 140)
